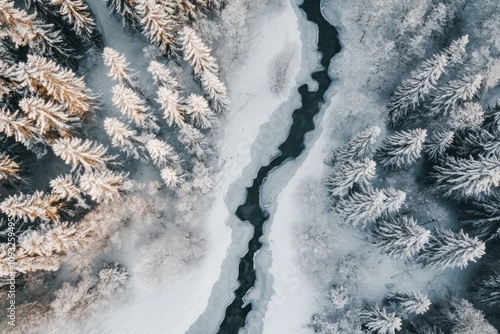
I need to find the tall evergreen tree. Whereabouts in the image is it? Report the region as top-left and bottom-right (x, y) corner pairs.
(52, 137), (116, 172)
(148, 60), (181, 90)
(385, 290), (431, 315)
(328, 126), (381, 165)
(0, 191), (62, 222)
(430, 74), (483, 115)
(145, 137), (181, 168)
(104, 117), (147, 160)
(477, 272), (500, 307)
(156, 86), (186, 127)
(325, 158), (376, 196)
(200, 70), (229, 113)
(376, 129), (427, 169)
(79, 169), (128, 203)
(423, 131), (454, 162)
(185, 93), (215, 129)
(361, 306), (402, 334)
(0, 153), (20, 183)
(49, 0), (97, 43)
(0, 108), (42, 147)
(179, 26), (219, 75)
(112, 84), (159, 132)
(134, 0), (177, 53)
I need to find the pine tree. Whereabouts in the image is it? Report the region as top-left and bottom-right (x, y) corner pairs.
(145, 137), (181, 168)
(178, 123), (209, 159)
(477, 272), (500, 307)
(190, 160), (213, 194)
(361, 306), (402, 334)
(19, 96), (79, 138)
(79, 169), (128, 203)
(431, 74), (483, 115)
(50, 0), (97, 43)
(444, 298), (497, 334)
(0, 191), (62, 222)
(449, 102), (485, 128)
(134, 0), (177, 53)
(52, 137), (116, 172)
(49, 174), (87, 208)
(373, 215), (430, 259)
(423, 131), (454, 162)
(441, 35), (469, 63)
(103, 47), (134, 84)
(0, 108), (42, 147)
(103, 117), (147, 160)
(16, 55), (96, 116)
(18, 221), (79, 257)
(336, 187), (406, 226)
(0, 153), (20, 182)
(161, 166), (184, 188)
(329, 126), (381, 165)
(200, 70), (229, 113)
(147, 60), (181, 90)
(104, 0), (138, 29)
(433, 156), (500, 199)
(156, 86), (186, 127)
(483, 99), (500, 136)
(0, 59), (16, 99)
(192, 0), (222, 10)
(111, 84), (159, 132)
(386, 290), (431, 315)
(325, 158), (376, 196)
(376, 129), (427, 169)
(419, 228), (485, 269)
(0, 0), (36, 48)
(460, 192), (500, 239)
(185, 93), (215, 129)
(179, 26), (219, 75)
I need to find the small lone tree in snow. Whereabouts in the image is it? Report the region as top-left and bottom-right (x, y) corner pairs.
(268, 42), (298, 95)
(376, 129), (427, 169)
(336, 187), (406, 226)
(52, 137), (116, 172)
(361, 305), (402, 334)
(179, 26), (219, 75)
(104, 117), (147, 161)
(325, 158), (376, 196)
(419, 228), (485, 269)
(328, 126), (381, 165)
(79, 169), (128, 203)
(145, 137), (181, 168)
(112, 84), (159, 132)
(156, 86), (186, 127)
(373, 215), (430, 259)
(433, 156), (500, 199)
(385, 290), (431, 315)
(103, 47), (134, 84)
(423, 131), (454, 162)
(185, 93), (216, 129)
(0, 191), (62, 222)
(200, 70), (229, 113)
(430, 74), (483, 115)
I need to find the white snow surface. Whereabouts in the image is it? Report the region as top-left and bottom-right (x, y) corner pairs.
(75, 0), (321, 333)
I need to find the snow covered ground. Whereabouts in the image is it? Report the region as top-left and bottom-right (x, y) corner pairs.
(72, 0), (321, 333)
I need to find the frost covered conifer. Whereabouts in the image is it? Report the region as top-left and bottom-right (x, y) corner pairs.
(0, 191), (62, 222)
(420, 228), (485, 269)
(0, 0), (37, 48)
(325, 158), (376, 196)
(103, 47), (133, 84)
(444, 298), (497, 334)
(16, 55), (96, 116)
(161, 166), (184, 188)
(200, 70), (229, 113)
(0, 153), (20, 182)
(477, 273), (500, 307)
(112, 84), (159, 132)
(18, 221), (79, 257)
(148, 60), (181, 90)
(104, 0), (138, 28)
(433, 156), (500, 199)
(442, 35), (469, 63)
(386, 290), (431, 315)
(431, 75), (483, 115)
(49, 174), (88, 208)
(191, 161), (214, 194)
(179, 26), (219, 75)
(178, 123), (209, 159)
(79, 169), (128, 203)
(52, 137), (116, 172)
(156, 86), (186, 127)
(336, 187), (406, 226)
(0, 108), (41, 147)
(361, 306), (402, 334)
(376, 129), (427, 169)
(185, 93), (215, 129)
(329, 126), (381, 164)
(423, 131), (454, 162)
(145, 138), (181, 168)
(192, 0), (222, 10)
(328, 286), (349, 310)
(449, 102), (485, 128)
(50, 0), (97, 43)
(19, 96), (79, 138)
(373, 215), (430, 259)
(104, 117), (147, 160)
(134, 0), (176, 53)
